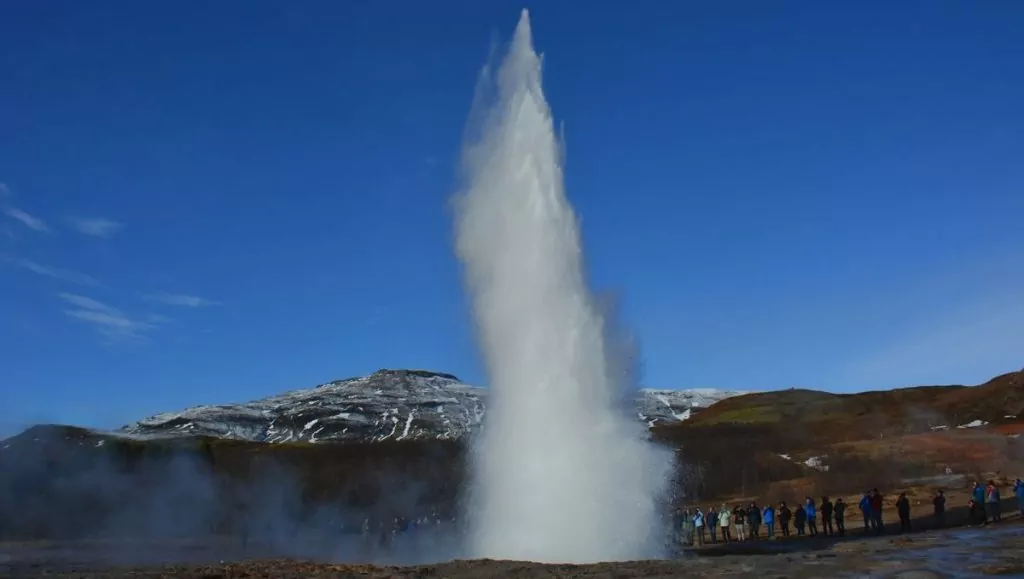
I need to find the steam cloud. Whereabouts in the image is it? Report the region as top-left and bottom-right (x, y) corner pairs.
(454, 10), (670, 563)
(0, 430), (467, 567)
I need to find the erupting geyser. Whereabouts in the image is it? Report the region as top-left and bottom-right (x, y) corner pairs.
(453, 10), (670, 563)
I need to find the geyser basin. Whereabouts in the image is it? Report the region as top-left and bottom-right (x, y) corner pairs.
(453, 10), (670, 563)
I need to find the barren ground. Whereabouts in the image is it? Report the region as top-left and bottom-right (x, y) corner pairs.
(3, 517), (1023, 579)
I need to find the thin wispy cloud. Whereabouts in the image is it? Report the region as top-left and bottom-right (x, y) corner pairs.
(66, 216), (122, 238)
(1, 256), (99, 286)
(145, 313), (175, 325)
(58, 292), (157, 341)
(4, 208), (50, 233)
(58, 292), (111, 312)
(144, 292), (219, 307)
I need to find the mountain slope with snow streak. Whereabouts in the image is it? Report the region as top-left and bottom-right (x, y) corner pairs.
(118, 369), (744, 444)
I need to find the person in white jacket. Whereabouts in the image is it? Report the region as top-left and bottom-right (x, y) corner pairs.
(718, 503), (733, 542)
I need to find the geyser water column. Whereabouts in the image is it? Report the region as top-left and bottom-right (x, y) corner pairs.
(453, 10), (669, 563)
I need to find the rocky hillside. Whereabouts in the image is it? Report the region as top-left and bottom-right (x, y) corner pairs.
(117, 369), (746, 444)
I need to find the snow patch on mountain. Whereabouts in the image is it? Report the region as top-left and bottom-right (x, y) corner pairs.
(117, 369), (745, 444)
(635, 387), (747, 425)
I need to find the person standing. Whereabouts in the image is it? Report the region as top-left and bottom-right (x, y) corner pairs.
(778, 501), (792, 537)
(707, 507), (719, 543)
(678, 508), (692, 546)
(763, 503), (776, 539)
(719, 504), (732, 542)
(933, 490), (946, 528)
(747, 502), (762, 539)
(733, 504), (747, 541)
(972, 481), (985, 515)
(1014, 479), (1024, 517)
(986, 480), (1002, 523)
(834, 497), (847, 537)
(693, 508), (705, 547)
(896, 492), (911, 533)
(820, 496), (834, 536)
(858, 492), (872, 533)
(804, 497), (818, 536)
(685, 509), (697, 546)
(794, 502), (807, 536)
(968, 499), (984, 525)
(870, 489), (884, 535)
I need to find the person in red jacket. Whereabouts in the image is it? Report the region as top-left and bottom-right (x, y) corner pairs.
(870, 488), (884, 535)
(986, 480), (1002, 523)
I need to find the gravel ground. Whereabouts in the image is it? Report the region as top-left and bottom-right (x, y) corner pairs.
(3, 522), (1023, 578)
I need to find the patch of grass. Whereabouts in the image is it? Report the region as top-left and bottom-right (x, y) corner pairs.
(692, 404), (781, 425)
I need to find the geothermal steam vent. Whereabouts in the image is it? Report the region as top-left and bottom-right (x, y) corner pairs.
(453, 10), (670, 563)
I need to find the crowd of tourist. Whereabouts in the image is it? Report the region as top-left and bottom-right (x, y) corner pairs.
(674, 478), (1024, 547)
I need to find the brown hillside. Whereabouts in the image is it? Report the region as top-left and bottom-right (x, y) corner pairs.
(664, 370), (1024, 437)
(933, 371), (1024, 425)
(652, 370), (1024, 502)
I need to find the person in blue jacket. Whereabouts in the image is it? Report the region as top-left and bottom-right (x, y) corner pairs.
(972, 481), (986, 506)
(762, 503), (776, 539)
(1014, 479), (1024, 516)
(858, 491), (872, 533)
(804, 496), (818, 536)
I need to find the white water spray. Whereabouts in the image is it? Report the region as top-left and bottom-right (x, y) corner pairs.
(454, 10), (670, 563)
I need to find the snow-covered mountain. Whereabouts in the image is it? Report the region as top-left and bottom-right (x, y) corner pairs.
(119, 369), (745, 444)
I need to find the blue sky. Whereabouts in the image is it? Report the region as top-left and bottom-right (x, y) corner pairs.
(1, 1), (1022, 434)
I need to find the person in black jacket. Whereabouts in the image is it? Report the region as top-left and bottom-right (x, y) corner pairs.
(933, 490), (946, 528)
(794, 502), (807, 536)
(821, 496), (834, 536)
(746, 502), (762, 539)
(834, 497), (847, 537)
(896, 492), (912, 533)
(778, 501), (792, 537)
(733, 504), (747, 541)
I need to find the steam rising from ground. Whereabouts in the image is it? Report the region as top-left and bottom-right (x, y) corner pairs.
(454, 10), (670, 563)
(0, 432), (466, 566)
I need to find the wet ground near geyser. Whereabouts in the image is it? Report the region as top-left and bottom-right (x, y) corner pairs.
(3, 522), (1023, 578)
